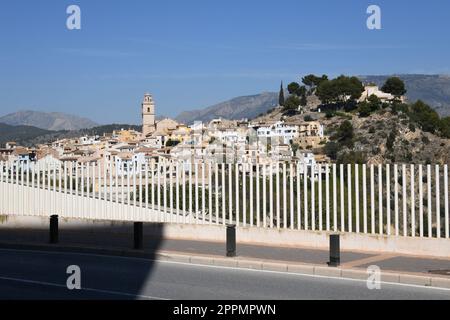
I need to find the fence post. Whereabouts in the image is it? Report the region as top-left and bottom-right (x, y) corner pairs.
(49, 215), (59, 244)
(133, 222), (144, 250)
(328, 233), (340, 267)
(226, 224), (236, 257)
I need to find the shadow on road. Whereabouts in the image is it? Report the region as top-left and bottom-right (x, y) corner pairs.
(0, 218), (166, 299)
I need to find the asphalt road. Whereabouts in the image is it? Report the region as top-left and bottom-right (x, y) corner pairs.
(0, 248), (449, 300)
(2, 227), (450, 275)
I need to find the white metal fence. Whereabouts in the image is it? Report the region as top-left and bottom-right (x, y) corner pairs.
(0, 160), (448, 239)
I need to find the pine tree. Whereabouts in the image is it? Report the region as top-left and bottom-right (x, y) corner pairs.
(278, 81), (285, 106)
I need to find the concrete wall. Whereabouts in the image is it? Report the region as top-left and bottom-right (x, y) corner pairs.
(1, 215), (449, 258)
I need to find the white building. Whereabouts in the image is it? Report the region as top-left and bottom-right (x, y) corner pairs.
(213, 129), (247, 144)
(114, 153), (146, 176)
(78, 135), (100, 145)
(358, 85), (406, 103)
(296, 151), (330, 178)
(297, 151), (316, 167)
(257, 121), (299, 144)
(189, 121), (205, 145)
(143, 135), (165, 149)
(36, 154), (61, 171)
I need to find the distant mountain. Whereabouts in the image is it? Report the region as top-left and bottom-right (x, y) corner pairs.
(0, 123), (142, 147)
(0, 110), (98, 131)
(359, 74), (450, 117)
(175, 74), (450, 123)
(175, 92), (279, 124)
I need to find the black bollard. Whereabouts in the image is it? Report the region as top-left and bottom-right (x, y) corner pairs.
(49, 215), (59, 244)
(328, 233), (340, 267)
(226, 224), (236, 257)
(134, 222), (144, 250)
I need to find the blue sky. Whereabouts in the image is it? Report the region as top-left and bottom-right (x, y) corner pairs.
(1, 0), (449, 124)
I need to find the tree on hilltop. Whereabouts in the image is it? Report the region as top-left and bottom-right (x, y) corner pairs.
(287, 82), (300, 95)
(381, 77), (407, 97)
(316, 75), (364, 105)
(283, 95), (301, 111)
(287, 81), (307, 107)
(302, 74), (328, 94)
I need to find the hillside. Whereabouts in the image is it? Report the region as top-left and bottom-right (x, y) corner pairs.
(0, 110), (98, 131)
(176, 92), (279, 124)
(0, 123), (53, 146)
(321, 110), (450, 165)
(175, 74), (450, 123)
(253, 102), (450, 165)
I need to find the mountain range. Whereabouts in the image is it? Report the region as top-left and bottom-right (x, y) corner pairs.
(1, 74), (449, 143)
(0, 110), (98, 131)
(0, 123), (141, 147)
(175, 92), (279, 124)
(175, 74), (450, 124)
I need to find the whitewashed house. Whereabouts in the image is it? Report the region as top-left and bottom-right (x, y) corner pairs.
(257, 121), (299, 144)
(78, 135), (100, 145)
(36, 154), (61, 171)
(114, 153), (146, 176)
(358, 85), (406, 103)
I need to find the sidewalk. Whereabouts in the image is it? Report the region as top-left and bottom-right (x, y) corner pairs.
(0, 226), (449, 281)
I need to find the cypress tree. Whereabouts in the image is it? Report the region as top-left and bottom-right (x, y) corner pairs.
(279, 81), (285, 106)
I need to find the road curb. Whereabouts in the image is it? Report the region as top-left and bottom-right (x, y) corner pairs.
(0, 241), (449, 290)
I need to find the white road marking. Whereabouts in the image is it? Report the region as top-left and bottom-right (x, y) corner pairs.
(157, 260), (450, 293)
(0, 247), (449, 294)
(0, 275), (168, 300)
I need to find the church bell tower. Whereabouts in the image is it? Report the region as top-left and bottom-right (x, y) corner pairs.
(142, 93), (156, 136)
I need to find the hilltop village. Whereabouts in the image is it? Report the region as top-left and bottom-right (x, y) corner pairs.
(3, 73), (448, 170)
(0, 92), (331, 170)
